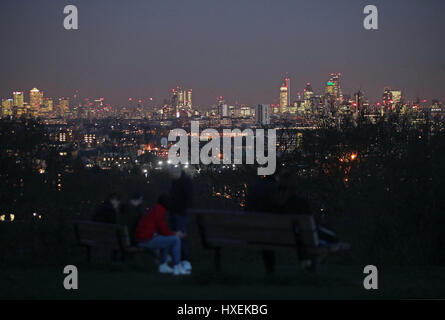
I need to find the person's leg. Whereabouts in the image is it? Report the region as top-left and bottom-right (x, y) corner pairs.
(169, 236), (181, 265)
(317, 225), (339, 244)
(158, 248), (168, 264)
(139, 236), (181, 264)
(172, 214), (190, 261)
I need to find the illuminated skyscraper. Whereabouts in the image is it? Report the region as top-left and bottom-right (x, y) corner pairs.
(13, 92), (25, 117)
(280, 83), (288, 114)
(390, 90), (402, 109)
(353, 90), (368, 111)
(29, 88), (42, 117)
(304, 83), (314, 100)
(13, 91), (24, 108)
(42, 98), (54, 112)
(325, 73), (343, 102)
(285, 77), (291, 107)
(303, 83), (314, 113)
(178, 89), (185, 106)
(382, 87), (393, 111)
(186, 89), (193, 109)
(58, 98), (70, 117)
(1, 99), (13, 117)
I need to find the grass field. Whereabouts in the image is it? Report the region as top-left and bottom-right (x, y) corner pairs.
(1, 260), (445, 300)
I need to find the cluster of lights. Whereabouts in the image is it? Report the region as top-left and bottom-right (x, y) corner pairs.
(339, 152), (359, 163)
(33, 212), (43, 219)
(0, 214), (15, 222)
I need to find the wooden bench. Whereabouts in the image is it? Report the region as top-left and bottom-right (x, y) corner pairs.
(191, 209), (350, 273)
(73, 221), (153, 264)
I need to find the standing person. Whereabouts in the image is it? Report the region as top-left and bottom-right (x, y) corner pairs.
(168, 167), (193, 272)
(120, 193), (146, 246)
(92, 193), (121, 224)
(135, 195), (190, 276)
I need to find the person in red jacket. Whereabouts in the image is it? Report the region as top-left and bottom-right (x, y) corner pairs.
(135, 195), (189, 276)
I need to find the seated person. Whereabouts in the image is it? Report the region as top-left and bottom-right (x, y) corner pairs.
(247, 171), (350, 272)
(134, 195), (190, 276)
(92, 193), (121, 224)
(120, 193), (146, 246)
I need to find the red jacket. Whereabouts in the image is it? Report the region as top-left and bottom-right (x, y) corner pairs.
(135, 204), (174, 242)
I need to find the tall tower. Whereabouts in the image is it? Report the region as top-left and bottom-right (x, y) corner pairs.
(186, 89), (193, 109)
(285, 76), (291, 107)
(178, 89), (185, 107)
(303, 83), (314, 113)
(280, 83), (288, 114)
(1, 99), (13, 117)
(13, 92), (25, 117)
(390, 89), (402, 109)
(382, 87), (392, 111)
(58, 98), (70, 117)
(29, 88), (42, 117)
(325, 73), (343, 102)
(256, 104), (270, 125)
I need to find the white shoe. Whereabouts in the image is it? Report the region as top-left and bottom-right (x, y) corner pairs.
(181, 260), (192, 271)
(173, 264), (191, 276)
(159, 263), (174, 274)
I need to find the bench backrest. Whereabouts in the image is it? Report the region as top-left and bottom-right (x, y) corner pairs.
(191, 209), (319, 248)
(74, 221), (131, 249)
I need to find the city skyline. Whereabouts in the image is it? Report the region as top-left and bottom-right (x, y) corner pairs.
(1, 73), (442, 111)
(1, 0), (444, 107)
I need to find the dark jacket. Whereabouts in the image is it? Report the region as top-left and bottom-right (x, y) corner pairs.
(92, 201), (119, 224)
(120, 203), (146, 245)
(169, 173), (193, 216)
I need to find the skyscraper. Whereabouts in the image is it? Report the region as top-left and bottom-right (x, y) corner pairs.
(280, 83), (288, 114)
(13, 91), (24, 108)
(178, 89), (185, 106)
(256, 104), (270, 125)
(1, 99), (13, 117)
(186, 89), (193, 109)
(382, 87), (393, 111)
(285, 77), (291, 107)
(13, 92), (25, 117)
(390, 90), (402, 109)
(43, 98), (54, 112)
(325, 73), (343, 102)
(303, 83), (314, 113)
(58, 98), (70, 117)
(29, 88), (42, 116)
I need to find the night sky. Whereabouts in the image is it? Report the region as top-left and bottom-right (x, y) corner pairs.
(1, 0), (444, 108)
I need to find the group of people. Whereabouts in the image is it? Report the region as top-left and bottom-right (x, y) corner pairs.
(92, 166), (346, 275)
(92, 166), (193, 276)
(247, 170), (349, 271)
